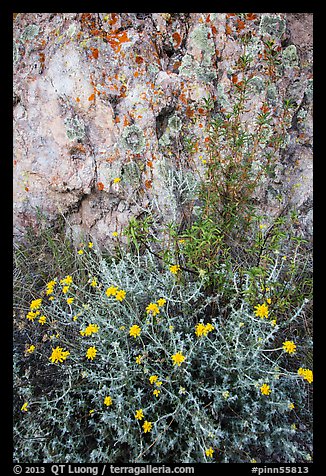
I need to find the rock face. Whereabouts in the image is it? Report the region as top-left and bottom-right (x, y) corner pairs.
(13, 13), (313, 246)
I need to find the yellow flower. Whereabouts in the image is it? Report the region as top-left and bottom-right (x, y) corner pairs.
(260, 383), (272, 396)
(129, 325), (141, 338)
(205, 447), (214, 457)
(49, 296), (54, 301)
(60, 275), (73, 285)
(21, 402), (28, 412)
(89, 278), (97, 287)
(157, 298), (166, 307)
(113, 177), (121, 183)
(136, 355), (142, 364)
(146, 302), (160, 316)
(67, 297), (74, 305)
(89, 409), (95, 415)
(153, 389), (160, 397)
(142, 420), (152, 433)
(62, 286), (69, 294)
(169, 264), (180, 274)
(222, 390), (230, 399)
(195, 322), (214, 337)
(267, 298), (272, 304)
(250, 459), (257, 463)
(26, 311), (40, 323)
(83, 324), (99, 336)
(271, 319), (277, 327)
(288, 402), (295, 410)
(149, 375), (158, 384)
(205, 323), (214, 332)
(116, 289), (126, 301)
(112, 231), (119, 237)
(86, 346), (97, 360)
(195, 322), (207, 337)
(283, 340), (297, 354)
(298, 368), (313, 384)
(77, 249), (84, 255)
(26, 344), (35, 354)
(38, 315), (46, 325)
(88, 242), (94, 248)
(169, 325), (174, 332)
(104, 396), (112, 406)
(135, 409), (144, 420)
(105, 286), (118, 297)
(49, 346), (70, 364)
(171, 352), (186, 367)
(46, 280), (56, 295)
(155, 381), (163, 387)
(254, 303), (269, 318)
(30, 298), (42, 311)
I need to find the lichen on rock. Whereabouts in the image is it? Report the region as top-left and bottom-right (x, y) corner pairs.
(64, 117), (86, 141)
(282, 45), (299, 68)
(121, 125), (145, 154)
(259, 14), (286, 38)
(21, 24), (40, 41)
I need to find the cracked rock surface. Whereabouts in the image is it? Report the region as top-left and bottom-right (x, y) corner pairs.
(13, 13), (313, 246)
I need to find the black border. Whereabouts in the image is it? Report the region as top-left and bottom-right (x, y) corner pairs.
(6, 2), (321, 474)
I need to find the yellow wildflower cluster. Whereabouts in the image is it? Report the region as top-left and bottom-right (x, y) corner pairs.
(254, 303), (269, 318)
(205, 447), (214, 457)
(171, 352), (186, 367)
(195, 322), (214, 337)
(26, 310), (40, 321)
(105, 286), (126, 301)
(169, 264), (180, 275)
(60, 275), (73, 286)
(104, 396), (112, 406)
(49, 346), (70, 364)
(129, 325), (141, 338)
(149, 375), (163, 396)
(298, 367), (313, 384)
(146, 302), (160, 316)
(134, 408), (152, 433)
(30, 298), (42, 311)
(46, 279), (57, 296)
(86, 346), (97, 360)
(260, 383), (272, 396)
(80, 323), (100, 336)
(282, 340), (297, 354)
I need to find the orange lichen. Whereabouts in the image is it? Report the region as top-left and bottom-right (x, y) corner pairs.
(172, 32), (182, 48)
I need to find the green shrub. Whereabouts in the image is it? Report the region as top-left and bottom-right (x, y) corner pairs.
(14, 230), (312, 463)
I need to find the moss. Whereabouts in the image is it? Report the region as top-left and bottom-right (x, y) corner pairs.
(282, 45), (299, 68)
(121, 125), (145, 154)
(21, 24), (40, 41)
(259, 14), (286, 38)
(64, 117), (86, 141)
